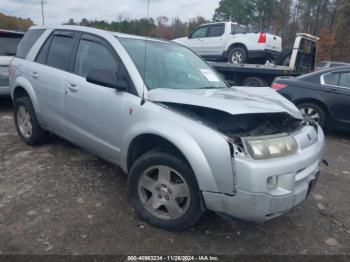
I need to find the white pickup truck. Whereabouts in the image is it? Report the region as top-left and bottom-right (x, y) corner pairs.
(173, 22), (282, 64)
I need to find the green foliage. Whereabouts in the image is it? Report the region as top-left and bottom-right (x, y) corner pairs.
(213, 0), (255, 24)
(213, 0), (277, 30)
(334, 0), (350, 61)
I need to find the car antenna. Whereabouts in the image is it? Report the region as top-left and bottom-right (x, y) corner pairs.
(140, 0), (150, 106)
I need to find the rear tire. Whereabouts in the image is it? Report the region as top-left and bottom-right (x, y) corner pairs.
(242, 77), (268, 87)
(14, 96), (48, 145)
(228, 47), (247, 64)
(297, 102), (327, 129)
(128, 151), (203, 230)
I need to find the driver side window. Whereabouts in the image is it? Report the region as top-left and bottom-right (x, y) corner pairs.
(74, 37), (119, 78)
(191, 27), (208, 39)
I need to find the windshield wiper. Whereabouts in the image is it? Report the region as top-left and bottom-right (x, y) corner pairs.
(197, 86), (225, 89)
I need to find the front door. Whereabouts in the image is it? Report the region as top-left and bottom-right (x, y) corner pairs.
(63, 33), (125, 162)
(186, 26), (208, 54)
(202, 24), (226, 56)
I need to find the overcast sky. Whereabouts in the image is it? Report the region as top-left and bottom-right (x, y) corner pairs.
(1, 0), (221, 25)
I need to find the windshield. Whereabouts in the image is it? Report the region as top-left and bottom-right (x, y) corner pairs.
(118, 38), (227, 90)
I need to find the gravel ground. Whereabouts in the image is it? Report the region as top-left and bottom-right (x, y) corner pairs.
(0, 97), (350, 255)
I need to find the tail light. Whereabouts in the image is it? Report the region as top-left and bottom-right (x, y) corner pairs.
(271, 82), (287, 90)
(258, 33), (266, 44)
(8, 58), (14, 82)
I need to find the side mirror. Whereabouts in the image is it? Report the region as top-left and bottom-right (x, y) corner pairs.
(188, 32), (193, 39)
(86, 69), (127, 91)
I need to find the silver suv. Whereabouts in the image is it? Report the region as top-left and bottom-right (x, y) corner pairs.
(10, 26), (325, 230)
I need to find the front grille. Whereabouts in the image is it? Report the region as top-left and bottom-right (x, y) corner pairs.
(0, 77), (9, 87)
(0, 65), (9, 78)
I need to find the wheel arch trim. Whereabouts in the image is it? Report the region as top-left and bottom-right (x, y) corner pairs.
(11, 77), (40, 113)
(294, 98), (329, 114)
(121, 122), (221, 193)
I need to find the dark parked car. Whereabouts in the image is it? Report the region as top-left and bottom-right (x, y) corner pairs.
(272, 66), (350, 130)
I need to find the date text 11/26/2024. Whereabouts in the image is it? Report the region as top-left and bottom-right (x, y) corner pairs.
(127, 256), (220, 261)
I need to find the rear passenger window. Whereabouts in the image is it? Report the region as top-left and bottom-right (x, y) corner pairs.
(207, 24), (225, 37)
(323, 73), (339, 86)
(231, 24), (248, 34)
(16, 29), (45, 59)
(46, 32), (75, 71)
(339, 73), (350, 88)
(74, 38), (119, 77)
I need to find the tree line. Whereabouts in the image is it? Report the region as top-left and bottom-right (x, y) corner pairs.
(1, 0), (350, 62)
(64, 16), (210, 40)
(0, 12), (33, 32)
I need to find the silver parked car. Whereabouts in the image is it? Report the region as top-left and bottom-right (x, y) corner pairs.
(9, 26), (325, 230)
(0, 30), (24, 96)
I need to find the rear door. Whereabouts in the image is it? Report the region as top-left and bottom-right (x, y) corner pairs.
(31, 30), (77, 133)
(185, 26), (208, 54)
(63, 33), (125, 162)
(201, 23), (225, 56)
(321, 70), (350, 129)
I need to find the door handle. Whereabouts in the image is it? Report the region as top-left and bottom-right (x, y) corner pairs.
(68, 83), (78, 92)
(30, 71), (38, 79)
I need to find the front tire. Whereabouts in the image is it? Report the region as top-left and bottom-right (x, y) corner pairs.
(128, 151), (203, 230)
(14, 96), (48, 145)
(242, 77), (268, 87)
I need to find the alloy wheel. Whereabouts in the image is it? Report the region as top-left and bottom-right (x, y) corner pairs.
(17, 105), (33, 138)
(231, 51), (243, 64)
(137, 165), (191, 220)
(300, 106), (321, 123)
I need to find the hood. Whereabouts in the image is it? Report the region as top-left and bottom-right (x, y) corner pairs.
(148, 87), (303, 119)
(172, 37), (187, 44)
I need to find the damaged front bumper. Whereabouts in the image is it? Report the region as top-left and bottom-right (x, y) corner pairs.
(202, 125), (325, 222)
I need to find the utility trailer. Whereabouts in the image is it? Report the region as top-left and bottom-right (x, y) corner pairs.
(211, 33), (319, 87)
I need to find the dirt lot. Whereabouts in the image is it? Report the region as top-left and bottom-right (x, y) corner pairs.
(0, 97), (350, 255)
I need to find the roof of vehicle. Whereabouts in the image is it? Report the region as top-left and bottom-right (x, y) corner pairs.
(318, 61), (350, 64)
(196, 21), (245, 27)
(299, 65), (350, 78)
(29, 25), (170, 43)
(275, 66), (350, 85)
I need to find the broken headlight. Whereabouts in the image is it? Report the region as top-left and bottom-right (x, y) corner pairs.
(244, 135), (298, 160)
